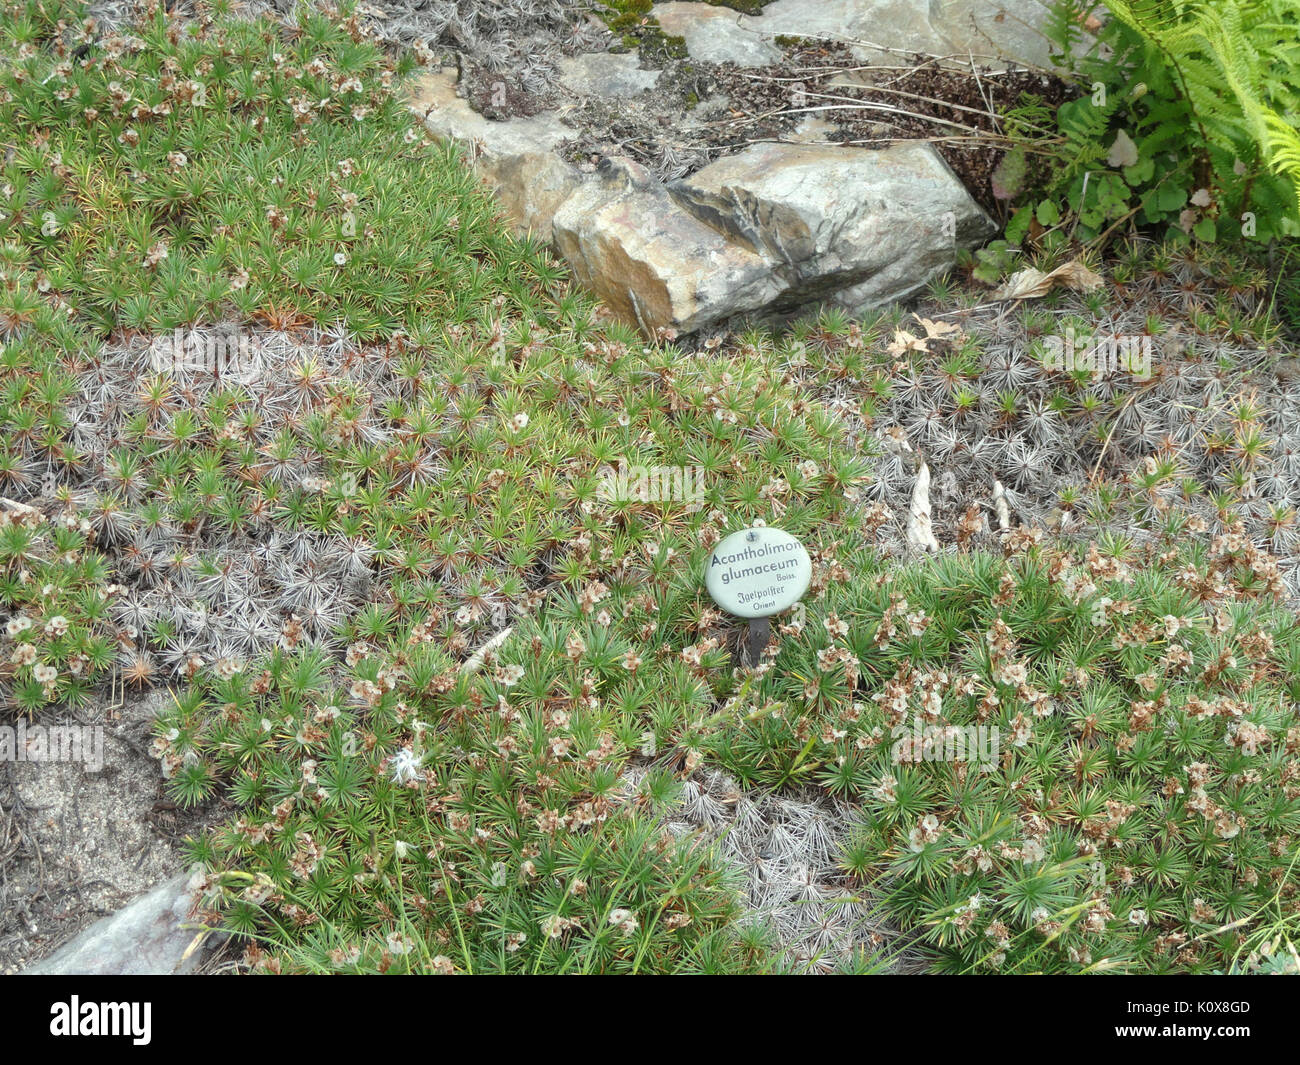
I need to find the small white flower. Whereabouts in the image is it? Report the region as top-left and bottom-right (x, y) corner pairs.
(541, 914), (573, 939)
(389, 746), (422, 784)
(385, 931), (415, 955)
(1089, 596), (1113, 627)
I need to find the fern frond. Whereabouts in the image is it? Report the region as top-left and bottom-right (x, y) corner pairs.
(1263, 111), (1300, 211)
(1103, 0), (1300, 219)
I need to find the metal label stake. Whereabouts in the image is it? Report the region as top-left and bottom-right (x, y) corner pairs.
(745, 616), (771, 667)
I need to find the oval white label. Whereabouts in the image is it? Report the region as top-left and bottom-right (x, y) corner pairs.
(705, 527), (811, 618)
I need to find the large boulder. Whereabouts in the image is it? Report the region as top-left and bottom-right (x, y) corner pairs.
(550, 144), (994, 334)
(670, 141), (997, 309)
(551, 159), (782, 334)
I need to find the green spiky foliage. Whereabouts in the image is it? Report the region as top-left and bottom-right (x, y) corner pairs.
(0, 0), (502, 337)
(998, 0), (1300, 247)
(0, 500), (115, 711)
(1227, 914), (1300, 973)
(159, 646), (776, 975)
(1, 0), (872, 969)
(152, 326), (877, 971)
(719, 534), (1300, 974)
(6, 0), (1300, 976)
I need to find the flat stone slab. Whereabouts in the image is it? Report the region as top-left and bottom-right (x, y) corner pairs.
(410, 67), (570, 158)
(25, 870), (219, 975)
(659, 0), (1058, 68)
(559, 52), (661, 98)
(655, 3), (783, 67)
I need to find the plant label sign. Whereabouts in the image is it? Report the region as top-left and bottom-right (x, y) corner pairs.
(705, 526), (811, 619)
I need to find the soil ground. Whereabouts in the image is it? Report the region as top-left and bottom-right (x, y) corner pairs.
(0, 689), (227, 973)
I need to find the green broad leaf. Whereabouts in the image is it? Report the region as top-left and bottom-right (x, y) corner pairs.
(1005, 205), (1034, 246)
(1139, 186), (1165, 219)
(1099, 172), (1129, 196)
(1123, 156), (1154, 185)
(1036, 199), (1061, 227)
(1193, 217), (1216, 242)
(1157, 183), (1188, 212)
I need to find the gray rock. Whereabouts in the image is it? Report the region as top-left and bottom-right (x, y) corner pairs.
(671, 141), (996, 310)
(411, 69), (584, 238)
(735, 0), (1057, 68)
(552, 159), (783, 334)
(549, 144), (992, 335)
(558, 52), (660, 98)
(738, 0), (954, 59)
(25, 869), (220, 975)
(654, 3), (783, 67)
